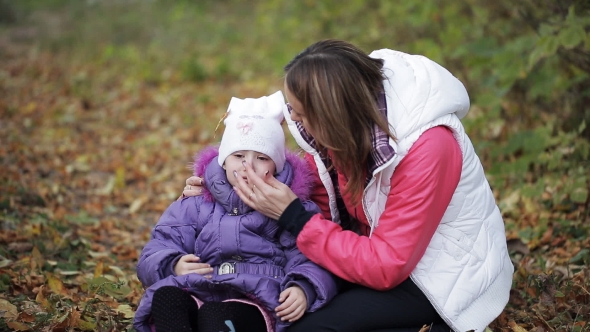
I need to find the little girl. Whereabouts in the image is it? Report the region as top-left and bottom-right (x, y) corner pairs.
(133, 91), (338, 332)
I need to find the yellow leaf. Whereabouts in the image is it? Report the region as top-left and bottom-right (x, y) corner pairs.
(23, 102), (37, 114)
(499, 190), (520, 214)
(107, 265), (127, 280)
(30, 246), (44, 271)
(6, 321), (30, 331)
(77, 318), (97, 331)
(88, 251), (110, 259)
(47, 273), (66, 295)
(115, 166), (126, 189)
(94, 260), (104, 278)
(30, 223), (42, 236)
(116, 304), (135, 319)
(508, 320), (528, 332)
(0, 299), (18, 320)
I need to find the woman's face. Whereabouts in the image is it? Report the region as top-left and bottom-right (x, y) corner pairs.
(284, 84), (315, 137)
(223, 150), (276, 188)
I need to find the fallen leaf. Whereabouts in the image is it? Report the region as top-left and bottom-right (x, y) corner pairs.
(6, 321), (30, 331)
(128, 196), (148, 214)
(47, 273), (69, 296)
(94, 260), (104, 278)
(18, 311), (35, 323)
(7, 242), (33, 253)
(0, 299), (18, 319)
(508, 320), (528, 332)
(96, 175), (115, 195)
(507, 238), (530, 255)
(35, 285), (50, 310)
(116, 304), (135, 318)
(31, 246), (44, 271)
(77, 318), (97, 331)
(0, 256), (13, 268)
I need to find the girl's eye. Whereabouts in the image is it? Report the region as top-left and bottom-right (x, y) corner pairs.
(257, 156), (269, 161)
(233, 154), (243, 159)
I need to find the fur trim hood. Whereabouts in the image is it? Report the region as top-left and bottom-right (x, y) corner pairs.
(193, 146), (315, 202)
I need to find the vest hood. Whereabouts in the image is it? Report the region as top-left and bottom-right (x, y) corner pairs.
(369, 49), (470, 143)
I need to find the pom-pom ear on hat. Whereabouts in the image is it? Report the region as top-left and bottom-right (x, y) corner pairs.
(218, 91), (287, 172)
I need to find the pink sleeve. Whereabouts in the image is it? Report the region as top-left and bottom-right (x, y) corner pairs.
(296, 126), (463, 290)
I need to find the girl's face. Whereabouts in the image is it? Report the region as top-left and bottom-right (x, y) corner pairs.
(284, 85), (315, 137)
(223, 150), (276, 187)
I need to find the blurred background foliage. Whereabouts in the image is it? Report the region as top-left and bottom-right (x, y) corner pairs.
(5, 0), (588, 204)
(1, 0), (589, 330)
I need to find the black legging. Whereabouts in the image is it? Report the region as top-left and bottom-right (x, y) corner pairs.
(286, 278), (451, 332)
(151, 286), (267, 332)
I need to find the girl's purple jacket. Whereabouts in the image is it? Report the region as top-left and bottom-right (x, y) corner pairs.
(133, 147), (338, 332)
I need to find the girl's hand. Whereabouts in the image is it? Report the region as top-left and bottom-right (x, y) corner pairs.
(275, 286), (307, 322)
(178, 176), (205, 200)
(173, 254), (213, 278)
(233, 161), (297, 220)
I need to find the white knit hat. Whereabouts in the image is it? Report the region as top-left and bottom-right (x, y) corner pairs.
(218, 91), (287, 172)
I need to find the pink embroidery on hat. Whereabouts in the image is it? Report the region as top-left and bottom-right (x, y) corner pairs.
(237, 121), (253, 135)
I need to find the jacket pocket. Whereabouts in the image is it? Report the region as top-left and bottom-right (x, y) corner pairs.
(438, 224), (482, 262)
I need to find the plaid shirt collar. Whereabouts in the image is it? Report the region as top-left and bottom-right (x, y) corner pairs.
(288, 92), (395, 178)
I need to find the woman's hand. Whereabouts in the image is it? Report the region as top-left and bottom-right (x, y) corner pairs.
(233, 161), (297, 220)
(178, 176), (205, 200)
(173, 254), (213, 278)
(275, 286), (307, 322)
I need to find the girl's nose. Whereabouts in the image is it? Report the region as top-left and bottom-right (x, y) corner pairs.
(242, 158), (256, 172)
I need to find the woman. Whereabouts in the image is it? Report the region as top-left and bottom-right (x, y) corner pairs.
(184, 39), (513, 331)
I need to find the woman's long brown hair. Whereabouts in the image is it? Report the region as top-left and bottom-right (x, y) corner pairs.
(284, 39), (396, 205)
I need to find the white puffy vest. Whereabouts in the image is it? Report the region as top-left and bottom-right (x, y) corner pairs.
(284, 49), (513, 331)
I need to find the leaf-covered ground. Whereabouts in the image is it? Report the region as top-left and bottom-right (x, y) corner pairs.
(1, 8), (589, 332)
(0, 24), (275, 331)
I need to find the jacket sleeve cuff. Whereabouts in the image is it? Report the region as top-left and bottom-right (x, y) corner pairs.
(165, 255), (183, 277)
(278, 198), (315, 237)
(285, 279), (317, 311)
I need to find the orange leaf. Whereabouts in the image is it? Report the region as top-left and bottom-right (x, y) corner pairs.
(35, 285), (50, 310)
(18, 311), (36, 323)
(540, 227), (553, 244)
(69, 309), (81, 328)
